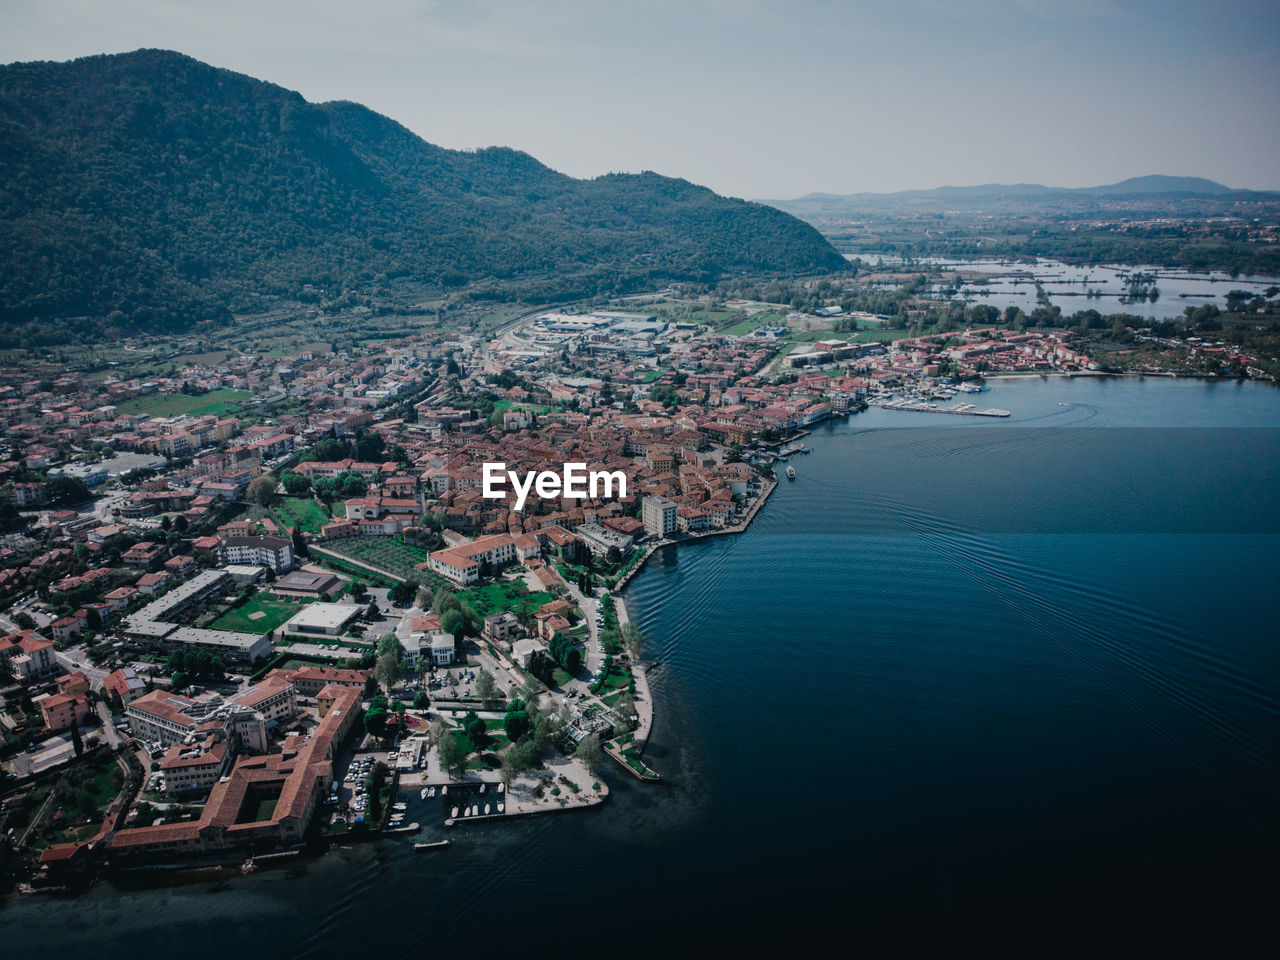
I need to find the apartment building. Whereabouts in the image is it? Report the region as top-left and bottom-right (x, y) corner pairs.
(642, 496), (678, 538)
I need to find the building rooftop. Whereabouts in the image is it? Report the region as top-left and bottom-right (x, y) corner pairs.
(283, 603), (363, 633)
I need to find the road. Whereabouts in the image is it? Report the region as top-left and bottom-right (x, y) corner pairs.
(53, 644), (109, 687)
(560, 579), (603, 683)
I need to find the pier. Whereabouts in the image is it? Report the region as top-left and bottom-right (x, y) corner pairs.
(869, 399), (1010, 417)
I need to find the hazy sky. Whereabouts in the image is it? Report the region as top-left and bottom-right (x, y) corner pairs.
(2, 0), (1278, 198)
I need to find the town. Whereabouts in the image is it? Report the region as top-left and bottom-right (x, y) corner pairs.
(0, 289), (1254, 890)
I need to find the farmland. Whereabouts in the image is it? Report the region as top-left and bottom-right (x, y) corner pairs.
(323, 536), (437, 584)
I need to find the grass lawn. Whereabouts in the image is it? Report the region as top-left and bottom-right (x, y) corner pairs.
(272, 496), (331, 533)
(212, 594), (313, 634)
(458, 580), (551, 619)
(850, 328), (915, 343)
(721, 318), (764, 336)
(597, 665), (632, 694)
(249, 794), (278, 822)
(493, 399), (553, 414)
(117, 388), (252, 418)
(637, 369), (665, 383)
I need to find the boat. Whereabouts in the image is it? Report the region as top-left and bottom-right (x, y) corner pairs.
(414, 840), (450, 852)
(392, 803), (407, 812)
(786, 466), (796, 479)
(419, 788), (429, 801)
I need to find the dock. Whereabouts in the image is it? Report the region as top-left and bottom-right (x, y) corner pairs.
(870, 399), (1010, 417)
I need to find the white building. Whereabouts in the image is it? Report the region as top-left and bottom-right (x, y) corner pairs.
(642, 496), (678, 538)
(281, 603), (363, 638)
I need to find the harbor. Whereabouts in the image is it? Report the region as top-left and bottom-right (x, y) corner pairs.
(869, 397), (1010, 417)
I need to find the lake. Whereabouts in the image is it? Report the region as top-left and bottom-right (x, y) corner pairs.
(851, 253), (1280, 321)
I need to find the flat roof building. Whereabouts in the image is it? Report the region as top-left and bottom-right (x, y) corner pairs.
(282, 603), (363, 638)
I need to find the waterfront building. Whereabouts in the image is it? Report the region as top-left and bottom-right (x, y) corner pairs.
(642, 495), (678, 538)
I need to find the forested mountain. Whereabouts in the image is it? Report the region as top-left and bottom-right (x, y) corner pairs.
(0, 49), (845, 341)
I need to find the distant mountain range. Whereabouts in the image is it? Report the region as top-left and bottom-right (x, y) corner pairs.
(764, 175), (1280, 220)
(780, 175), (1239, 204)
(0, 49), (845, 339)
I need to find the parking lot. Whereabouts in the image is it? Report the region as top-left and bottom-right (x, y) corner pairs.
(330, 746), (400, 826)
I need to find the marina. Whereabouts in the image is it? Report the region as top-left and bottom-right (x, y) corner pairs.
(869, 397), (1010, 416)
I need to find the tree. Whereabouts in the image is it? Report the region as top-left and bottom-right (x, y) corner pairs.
(500, 754), (518, 790)
(440, 608), (466, 638)
(70, 718), (83, 757)
(605, 545), (622, 566)
(246, 476), (277, 507)
(413, 690), (430, 710)
(475, 669), (497, 706)
(173, 514), (188, 532)
(291, 526), (307, 559)
(374, 652), (402, 691)
(464, 709), (487, 751)
(621, 622), (644, 660)
(281, 471), (311, 496)
(388, 580), (416, 606)
(350, 580), (367, 599)
(366, 599), (380, 620)
(46, 476), (91, 507)
(364, 703), (389, 739)
(504, 703), (529, 741)
(376, 632), (403, 658)
(438, 731), (466, 777)
(576, 733), (603, 772)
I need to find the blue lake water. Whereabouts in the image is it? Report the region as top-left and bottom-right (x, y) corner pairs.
(4, 375), (1278, 955)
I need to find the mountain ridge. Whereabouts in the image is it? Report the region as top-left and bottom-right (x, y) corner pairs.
(0, 49), (846, 340)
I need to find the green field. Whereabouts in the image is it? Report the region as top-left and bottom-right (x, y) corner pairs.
(212, 594), (313, 634)
(272, 496), (331, 533)
(458, 580), (552, 619)
(720, 318), (764, 336)
(849, 328), (915, 343)
(493, 399), (554, 414)
(117, 388), (252, 418)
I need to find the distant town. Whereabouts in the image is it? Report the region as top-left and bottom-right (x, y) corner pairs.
(0, 290), (1266, 891)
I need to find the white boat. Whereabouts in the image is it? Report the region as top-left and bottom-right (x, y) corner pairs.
(497, 803), (504, 812)
(484, 804), (490, 814)
(392, 803), (407, 811)
(786, 466), (796, 479)
(479, 784), (486, 794)
(450, 806), (458, 818)
(420, 788), (429, 801)
(497, 783), (505, 794)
